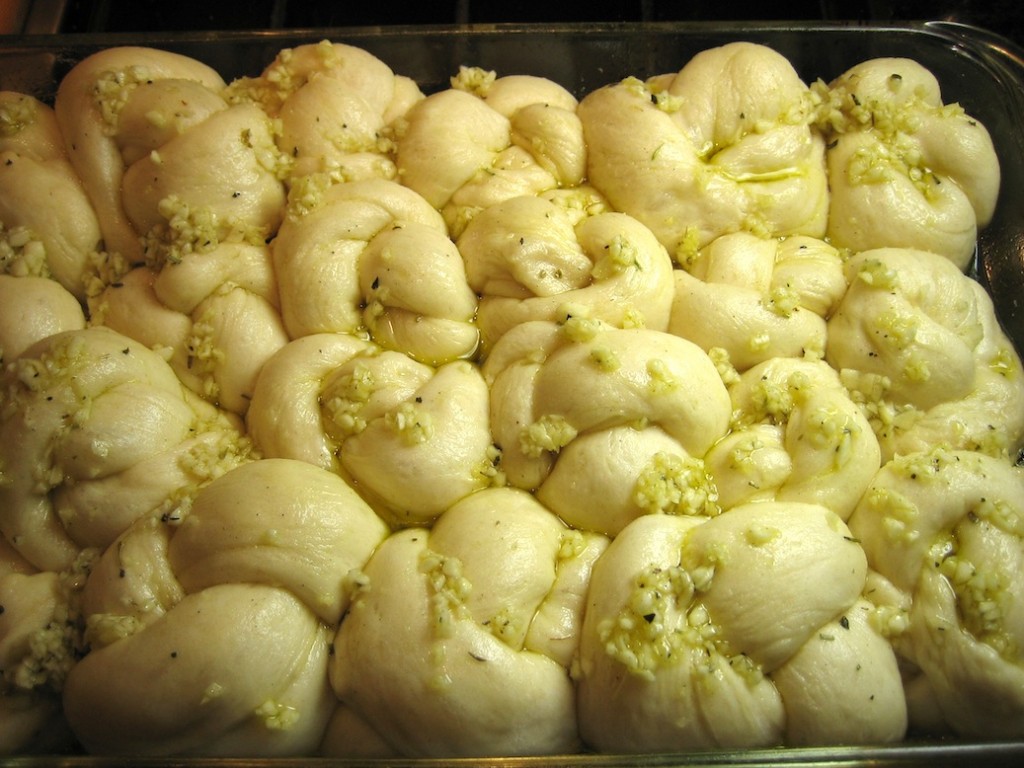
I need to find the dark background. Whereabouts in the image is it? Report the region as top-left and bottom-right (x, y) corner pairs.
(52, 0), (1024, 47)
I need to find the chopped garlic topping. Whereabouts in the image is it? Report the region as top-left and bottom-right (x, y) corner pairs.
(520, 414), (578, 458)
(419, 548), (472, 640)
(598, 563), (697, 680)
(93, 65), (154, 132)
(633, 452), (720, 517)
(451, 66), (496, 96)
(386, 401), (435, 445)
(0, 93), (37, 136)
(254, 699), (301, 731)
(592, 235), (641, 279)
(0, 223), (49, 279)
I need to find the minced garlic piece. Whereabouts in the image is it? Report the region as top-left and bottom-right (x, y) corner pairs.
(486, 606), (524, 647)
(968, 424), (1011, 459)
(472, 443), (506, 488)
(871, 603), (910, 639)
(749, 378), (795, 423)
(928, 519), (1017, 659)
(650, 89), (684, 114)
(633, 452), (720, 518)
(446, 204), (484, 239)
(10, 331), (89, 398)
(745, 523), (780, 547)
(673, 226), (703, 270)
(988, 346), (1019, 379)
(10, 550), (94, 693)
(323, 362), (375, 438)
(620, 306), (647, 330)
(0, 93), (37, 136)
(311, 38), (341, 68)
(31, 454), (65, 496)
(847, 143), (897, 185)
(841, 367), (925, 442)
(865, 486), (921, 546)
(223, 74), (274, 111)
(688, 546), (723, 594)
(84, 613), (144, 649)
(857, 258), (899, 290)
(286, 172), (336, 218)
(599, 558), (757, 686)
(840, 368), (892, 406)
(385, 401), (434, 445)
(93, 65), (153, 132)
(748, 332), (771, 354)
(765, 284), (800, 318)
(589, 346), (621, 372)
(363, 296), (388, 329)
(520, 414), (578, 458)
(322, 123), (383, 157)
(558, 308), (602, 343)
(185, 309), (224, 402)
(82, 248), (131, 299)
(847, 138), (943, 200)
(545, 187), (607, 220)
(873, 310), (919, 351)
(974, 497), (1024, 537)
(889, 447), (956, 482)
(11, 621), (79, 692)
(225, 42), (338, 111)
(286, 156), (394, 218)
(0, 223), (49, 279)
(598, 564), (696, 680)
(243, 121), (294, 181)
(812, 75), (933, 139)
(708, 347), (741, 387)
(144, 196), (218, 266)
(903, 354), (931, 383)
(262, 48), (298, 93)
(646, 358), (678, 395)
(620, 76), (650, 101)
(178, 429), (255, 485)
(419, 548), (472, 640)
(803, 406), (859, 470)
(451, 66), (496, 96)
(558, 528), (586, 559)
(593, 234), (641, 280)
(144, 195), (270, 268)
(254, 699), (301, 731)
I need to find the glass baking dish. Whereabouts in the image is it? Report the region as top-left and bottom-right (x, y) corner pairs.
(1, 19), (1024, 768)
